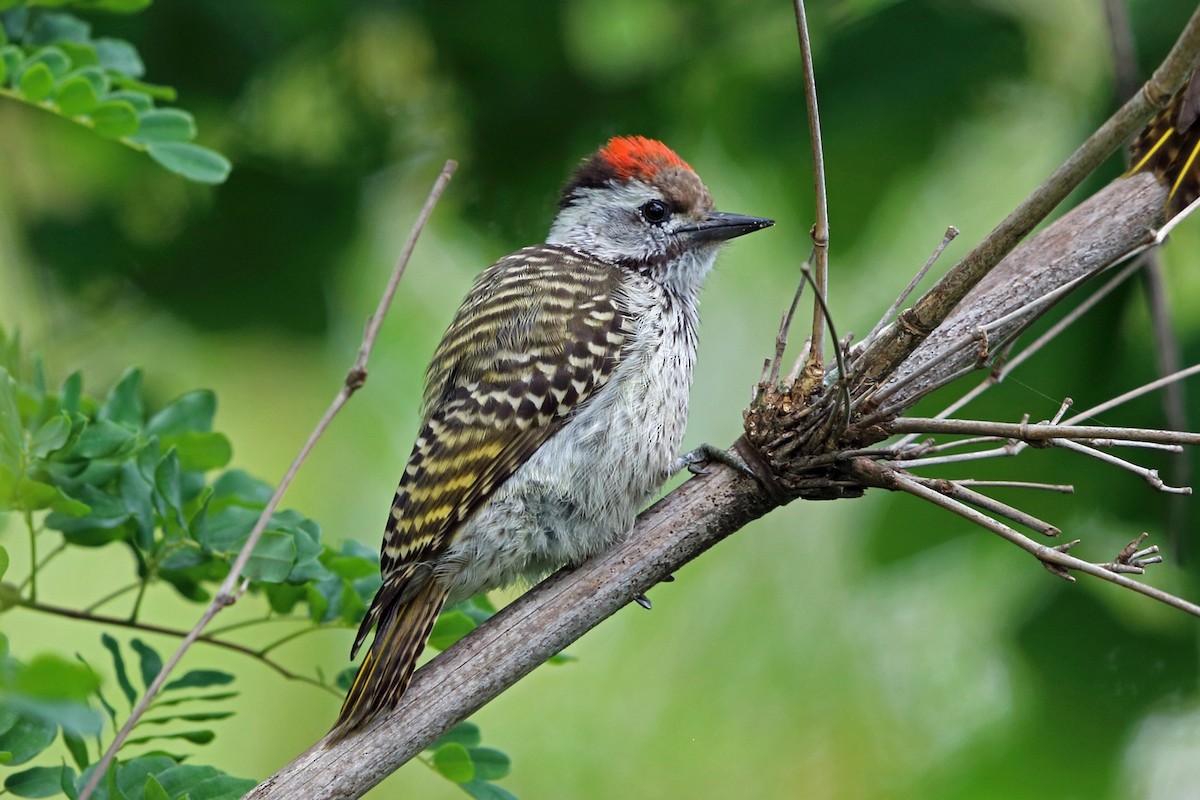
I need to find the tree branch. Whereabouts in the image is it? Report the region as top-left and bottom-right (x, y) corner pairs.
(247, 13), (1200, 799)
(245, 464), (776, 800)
(78, 161), (458, 800)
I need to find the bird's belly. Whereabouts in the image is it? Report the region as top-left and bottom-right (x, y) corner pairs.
(438, 343), (692, 602)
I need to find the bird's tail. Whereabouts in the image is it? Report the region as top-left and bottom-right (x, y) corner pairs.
(1129, 69), (1200, 218)
(330, 580), (449, 740)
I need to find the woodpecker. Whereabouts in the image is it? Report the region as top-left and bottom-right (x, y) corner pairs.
(1130, 69), (1200, 217)
(333, 136), (773, 736)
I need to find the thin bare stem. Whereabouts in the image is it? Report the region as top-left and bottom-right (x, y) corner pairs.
(890, 417), (1200, 446)
(77, 161), (457, 800)
(13, 598), (337, 694)
(792, 0), (829, 370)
(1050, 438), (1191, 494)
(1064, 363), (1200, 424)
(853, 6), (1200, 390)
(769, 264), (808, 386)
(955, 480), (1074, 493)
(864, 226), (959, 347)
(84, 582), (140, 614)
(850, 458), (1200, 617)
(905, 474), (1061, 536)
(800, 262), (850, 421)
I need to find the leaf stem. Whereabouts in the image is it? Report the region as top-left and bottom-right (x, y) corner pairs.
(12, 596), (338, 696)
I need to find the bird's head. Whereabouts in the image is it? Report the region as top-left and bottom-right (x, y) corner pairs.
(548, 136), (773, 292)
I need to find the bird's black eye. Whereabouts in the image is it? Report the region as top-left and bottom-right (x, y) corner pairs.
(640, 199), (670, 224)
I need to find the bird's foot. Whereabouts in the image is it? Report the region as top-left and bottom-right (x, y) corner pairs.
(673, 443), (756, 478)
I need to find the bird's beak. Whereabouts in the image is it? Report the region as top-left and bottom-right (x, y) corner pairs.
(678, 211), (774, 243)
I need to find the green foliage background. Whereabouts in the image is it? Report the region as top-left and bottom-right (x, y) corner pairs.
(3, 0), (1200, 797)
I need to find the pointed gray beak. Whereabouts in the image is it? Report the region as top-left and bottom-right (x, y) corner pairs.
(679, 211), (774, 243)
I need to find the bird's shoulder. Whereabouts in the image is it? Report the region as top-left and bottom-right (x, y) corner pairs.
(421, 244), (634, 419)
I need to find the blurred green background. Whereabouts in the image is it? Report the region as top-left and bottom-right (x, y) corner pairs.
(4, 0), (1200, 797)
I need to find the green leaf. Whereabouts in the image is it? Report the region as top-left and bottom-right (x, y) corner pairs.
(93, 37), (143, 77)
(0, 715), (55, 766)
(143, 774), (170, 800)
(430, 721), (481, 750)
(1, 46), (23, 86)
(462, 780), (519, 800)
(72, 418), (138, 458)
(432, 742), (474, 783)
(4, 764), (75, 798)
(141, 710), (233, 725)
(147, 390), (215, 435)
(109, 73), (175, 101)
(129, 639), (163, 692)
(162, 670), (234, 691)
(84, 0), (153, 12)
(15, 655), (99, 701)
(428, 610), (476, 652)
(160, 431), (231, 472)
(468, 747), (511, 781)
(242, 529), (297, 583)
(129, 108), (196, 144)
(210, 470), (272, 508)
(154, 448), (184, 530)
(27, 12), (89, 45)
(126, 728), (215, 746)
(0, 545), (7, 581)
(29, 412), (71, 458)
(151, 691), (238, 709)
(90, 99), (140, 138)
(23, 47), (70, 78)
(146, 143), (231, 185)
(55, 73), (101, 115)
(99, 368), (143, 426)
(338, 581), (366, 624)
(17, 61), (54, 101)
(14, 477), (89, 513)
(63, 728), (89, 769)
(57, 41), (99, 69)
(59, 372), (82, 415)
(101, 634), (138, 706)
(106, 89), (152, 111)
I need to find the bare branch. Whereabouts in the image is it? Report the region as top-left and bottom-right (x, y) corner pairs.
(12, 598), (336, 694)
(78, 161), (457, 800)
(848, 458), (1200, 616)
(889, 417), (1200, 446)
(792, 0), (829, 373)
(863, 226), (959, 348)
(854, 6), (1200, 391)
(1049, 438), (1192, 494)
(955, 480), (1074, 493)
(246, 463), (776, 800)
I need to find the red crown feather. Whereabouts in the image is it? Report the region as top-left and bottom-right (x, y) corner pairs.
(598, 136), (692, 181)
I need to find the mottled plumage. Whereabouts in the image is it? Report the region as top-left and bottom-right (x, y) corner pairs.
(334, 137), (772, 737)
(1129, 70), (1200, 217)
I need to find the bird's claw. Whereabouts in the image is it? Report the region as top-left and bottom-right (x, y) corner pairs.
(674, 443), (755, 479)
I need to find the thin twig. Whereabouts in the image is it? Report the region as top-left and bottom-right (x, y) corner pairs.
(800, 262), (851, 422)
(13, 598), (337, 694)
(906, 474), (1062, 536)
(769, 258), (809, 386)
(863, 226), (959, 347)
(1064, 363), (1200, 424)
(852, 6), (1200, 390)
(890, 417), (1200, 446)
(1050, 438), (1192, 494)
(850, 458), (1200, 616)
(955, 479), (1074, 493)
(77, 160), (457, 800)
(792, 0), (829, 372)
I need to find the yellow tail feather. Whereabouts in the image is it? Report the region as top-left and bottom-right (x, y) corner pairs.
(329, 581), (450, 740)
